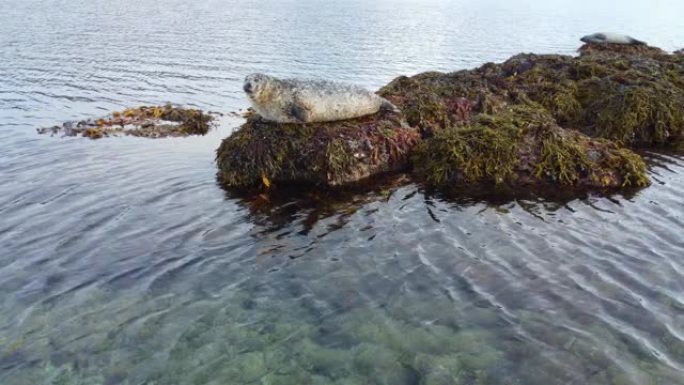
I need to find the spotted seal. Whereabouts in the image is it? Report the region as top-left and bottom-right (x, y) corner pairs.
(243, 73), (399, 123)
(580, 32), (646, 45)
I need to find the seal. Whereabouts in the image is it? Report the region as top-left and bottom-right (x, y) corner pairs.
(243, 73), (399, 123)
(580, 32), (646, 45)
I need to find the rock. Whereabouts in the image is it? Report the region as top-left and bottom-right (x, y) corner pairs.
(216, 111), (419, 189)
(380, 49), (684, 149)
(216, 43), (684, 191)
(411, 105), (649, 189)
(38, 104), (216, 139)
(577, 42), (667, 57)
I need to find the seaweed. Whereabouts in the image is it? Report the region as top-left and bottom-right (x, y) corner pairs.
(581, 80), (684, 146)
(412, 106), (649, 189)
(411, 122), (520, 186)
(216, 112), (419, 189)
(513, 51), (684, 147)
(37, 104), (216, 139)
(218, 42), (684, 191)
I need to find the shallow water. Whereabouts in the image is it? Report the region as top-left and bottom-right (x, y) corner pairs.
(2, 0), (684, 384)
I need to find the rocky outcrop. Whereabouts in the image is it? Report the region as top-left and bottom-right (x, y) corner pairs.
(379, 44), (684, 149)
(410, 105), (648, 189)
(216, 43), (684, 192)
(216, 112), (419, 188)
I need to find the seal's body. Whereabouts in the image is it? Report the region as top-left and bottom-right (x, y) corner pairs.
(580, 32), (646, 45)
(243, 73), (398, 123)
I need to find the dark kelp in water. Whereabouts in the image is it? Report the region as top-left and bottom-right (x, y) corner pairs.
(38, 104), (216, 139)
(217, 43), (682, 192)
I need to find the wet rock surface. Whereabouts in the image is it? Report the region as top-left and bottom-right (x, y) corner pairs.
(38, 104), (217, 139)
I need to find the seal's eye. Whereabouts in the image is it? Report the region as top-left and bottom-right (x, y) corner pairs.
(243, 82), (253, 93)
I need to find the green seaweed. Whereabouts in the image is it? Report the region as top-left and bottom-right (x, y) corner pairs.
(412, 106), (650, 189)
(412, 122), (520, 186)
(535, 128), (593, 185)
(326, 139), (356, 177)
(589, 83), (684, 146)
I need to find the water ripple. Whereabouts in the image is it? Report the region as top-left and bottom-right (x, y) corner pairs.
(2, 0), (684, 383)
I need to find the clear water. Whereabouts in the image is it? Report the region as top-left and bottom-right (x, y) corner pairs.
(1, 0), (684, 384)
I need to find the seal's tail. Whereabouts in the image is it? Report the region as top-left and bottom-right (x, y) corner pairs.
(380, 98), (401, 114)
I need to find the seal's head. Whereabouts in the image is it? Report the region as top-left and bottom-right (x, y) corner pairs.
(580, 33), (606, 44)
(244, 73), (276, 101)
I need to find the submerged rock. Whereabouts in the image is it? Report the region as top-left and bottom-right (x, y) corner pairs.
(216, 43), (684, 191)
(38, 104), (216, 139)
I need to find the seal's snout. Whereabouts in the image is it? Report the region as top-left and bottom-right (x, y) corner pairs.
(580, 36), (589, 43)
(243, 82), (252, 94)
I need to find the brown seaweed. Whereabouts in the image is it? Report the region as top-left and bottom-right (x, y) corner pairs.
(38, 104), (216, 139)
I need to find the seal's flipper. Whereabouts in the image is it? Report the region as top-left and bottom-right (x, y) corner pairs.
(380, 99), (400, 114)
(288, 103), (310, 123)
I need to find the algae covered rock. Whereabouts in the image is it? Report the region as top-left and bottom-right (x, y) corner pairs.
(216, 111), (419, 189)
(412, 105), (649, 189)
(380, 46), (684, 149)
(378, 68), (509, 136)
(577, 42), (667, 57)
(218, 42), (684, 192)
(497, 50), (684, 148)
(38, 104), (216, 139)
